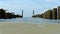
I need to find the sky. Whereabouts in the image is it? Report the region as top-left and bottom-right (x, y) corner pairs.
(0, 0), (60, 17)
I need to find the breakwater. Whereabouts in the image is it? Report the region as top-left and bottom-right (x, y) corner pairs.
(32, 6), (60, 19)
(0, 9), (23, 19)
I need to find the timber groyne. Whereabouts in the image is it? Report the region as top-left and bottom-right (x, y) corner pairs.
(0, 9), (23, 19)
(32, 6), (60, 19)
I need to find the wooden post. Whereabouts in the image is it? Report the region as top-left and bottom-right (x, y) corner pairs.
(22, 10), (23, 17)
(58, 6), (60, 19)
(52, 8), (57, 19)
(33, 10), (34, 15)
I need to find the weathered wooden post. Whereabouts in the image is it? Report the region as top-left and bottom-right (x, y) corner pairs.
(0, 9), (6, 19)
(33, 10), (34, 15)
(22, 10), (23, 17)
(58, 6), (60, 19)
(46, 10), (52, 19)
(52, 8), (57, 19)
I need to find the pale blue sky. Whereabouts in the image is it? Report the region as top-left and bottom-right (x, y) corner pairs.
(0, 0), (60, 17)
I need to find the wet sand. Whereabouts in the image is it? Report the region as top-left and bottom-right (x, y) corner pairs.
(0, 23), (60, 34)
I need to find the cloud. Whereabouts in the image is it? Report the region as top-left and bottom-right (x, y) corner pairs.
(45, 0), (60, 2)
(0, 0), (59, 10)
(0, 0), (60, 17)
(45, 0), (54, 2)
(0, 0), (14, 1)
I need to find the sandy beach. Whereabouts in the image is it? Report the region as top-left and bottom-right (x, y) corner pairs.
(0, 22), (60, 34)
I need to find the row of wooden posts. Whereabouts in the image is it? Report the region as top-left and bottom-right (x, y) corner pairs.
(0, 6), (60, 19)
(32, 6), (60, 19)
(0, 9), (23, 19)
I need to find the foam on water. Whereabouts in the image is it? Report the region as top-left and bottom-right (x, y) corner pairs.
(0, 17), (60, 24)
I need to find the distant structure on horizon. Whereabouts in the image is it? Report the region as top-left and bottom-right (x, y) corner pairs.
(0, 9), (23, 19)
(32, 6), (60, 19)
(22, 10), (23, 17)
(33, 10), (34, 15)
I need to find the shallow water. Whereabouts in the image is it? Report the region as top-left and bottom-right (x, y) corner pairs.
(0, 17), (60, 24)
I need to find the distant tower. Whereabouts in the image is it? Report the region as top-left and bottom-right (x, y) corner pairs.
(22, 10), (23, 17)
(33, 10), (34, 15)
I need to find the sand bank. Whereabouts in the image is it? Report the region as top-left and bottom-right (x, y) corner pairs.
(0, 23), (60, 34)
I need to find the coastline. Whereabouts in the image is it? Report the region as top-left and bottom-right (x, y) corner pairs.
(0, 22), (60, 34)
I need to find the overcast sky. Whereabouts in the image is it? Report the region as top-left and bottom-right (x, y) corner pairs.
(0, 0), (60, 17)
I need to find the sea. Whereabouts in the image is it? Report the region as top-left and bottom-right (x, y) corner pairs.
(0, 17), (60, 24)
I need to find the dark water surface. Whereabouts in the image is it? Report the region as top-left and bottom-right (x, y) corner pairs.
(0, 17), (60, 24)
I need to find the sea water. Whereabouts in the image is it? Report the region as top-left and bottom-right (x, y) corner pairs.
(0, 17), (60, 24)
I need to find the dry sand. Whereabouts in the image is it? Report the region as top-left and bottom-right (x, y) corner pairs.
(0, 23), (60, 34)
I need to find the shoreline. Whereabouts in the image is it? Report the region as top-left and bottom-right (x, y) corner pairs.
(0, 22), (60, 34)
